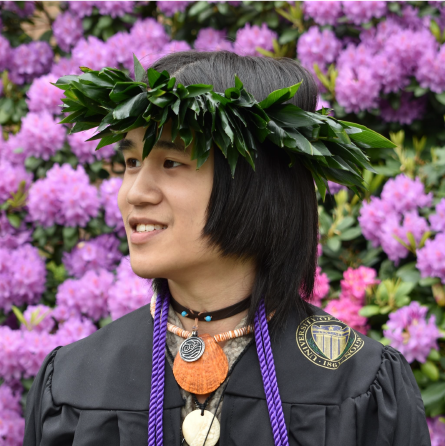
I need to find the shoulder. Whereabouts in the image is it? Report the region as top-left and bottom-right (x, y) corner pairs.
(275, 304), (395, 404)
(51, 303), (154, 410)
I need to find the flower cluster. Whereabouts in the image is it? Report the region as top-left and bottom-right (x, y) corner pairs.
(21, 304), (55, 333)
(19, 112), (66, 160)
(67, 128), (115, 164)
(384, 301), (440, 363)
(108, 257), (153, 321)
(62, 234), (123, 279)
(428, 416), (445, 446)
(0, 244), (46, 313)
(157, 1), (190, 15)
(311, 266), (330, 306)
(0, 382), (25, 446)
(8, 41), (53, 85)
(26, 74), (65, 115)
(305, 8), (442, 119)
(234, 23), (278, 57)
(0, 210), (32, 250)
(0, 159), (33, 204)
(67, 1), (134, 18)
(324, 266), (378, 334)
(194, 28), (233, 51)
(99, 177), (125, 236)
(417, 233), (445, 284)
(359, 175), (432, 264)
(52, 11), (83, 52)
(0, 317), (96, 381)
(430, 198), (445, 233)
(297, 26), (341, 88)
(56, 268), (115, 321)
(27, 163), (100, 228)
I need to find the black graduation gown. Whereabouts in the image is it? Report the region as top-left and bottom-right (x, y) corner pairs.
(23, 303), (431, 446)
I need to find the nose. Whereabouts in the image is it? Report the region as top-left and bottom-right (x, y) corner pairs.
(126, 166), (162, 207)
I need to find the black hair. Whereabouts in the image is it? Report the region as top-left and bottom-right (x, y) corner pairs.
(150, 50), (319, 332)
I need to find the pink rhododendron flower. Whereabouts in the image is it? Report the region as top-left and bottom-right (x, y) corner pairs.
(324, 298), (368, 334)
(381, 175), (433, 212)
(342, 1), (387, 25)
(19, 111), (66, 160)
(0, 244), (46, 313)
(63, 234), (122, 279)
(417, 233), (445, 284)
(298, 26), (342, 70)
(430, 198), (445, 233)
(67, 128), (115, 163)
(311, 266), (330, 306)
(427, 416), (445, 446)
(53, 11), (83, 52)
(108, 257), (153, 320)
(194, 28), (234, 51)
(340, 266), (379, 304)
(157, 1), (189, 15)
(20, 304), (55, 333)
(0, 383), (25, 446)
(99, 177), (125, 236)
(384, 301), (440, 363)
(27, 163), (100, 228)
(26, 74), (65, 115)
(0, 159), (33, 203)
(56, 268), (114, 321)
(303, 1), (342, 26)
(380, 210), (430, 264)
(234, 23), (277, 57)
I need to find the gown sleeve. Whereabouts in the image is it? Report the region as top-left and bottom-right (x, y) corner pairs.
(23, 346), (62, 446)
(337, 345), (431, 446)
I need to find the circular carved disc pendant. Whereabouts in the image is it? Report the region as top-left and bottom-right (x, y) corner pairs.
(173, 334), (229, 394)
(182, 409), (220, 446)
(179, 334), (205, 362)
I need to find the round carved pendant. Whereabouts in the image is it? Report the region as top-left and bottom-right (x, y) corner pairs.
(179, 334), (205, 362)
(182, 409), (220, 446)
(173, 334), (229, 394)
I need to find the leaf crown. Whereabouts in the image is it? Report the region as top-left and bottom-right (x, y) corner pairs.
(54, 55), (396, 200)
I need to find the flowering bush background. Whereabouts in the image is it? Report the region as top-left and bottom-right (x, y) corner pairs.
(2, 1), (445, 443)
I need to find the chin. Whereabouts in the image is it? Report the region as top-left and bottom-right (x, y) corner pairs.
(128, 257), (167, 280)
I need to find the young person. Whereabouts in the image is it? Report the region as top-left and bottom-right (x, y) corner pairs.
(24, 50), (430, 446)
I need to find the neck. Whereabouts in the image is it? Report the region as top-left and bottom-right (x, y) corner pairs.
(166, 257), (256, 339)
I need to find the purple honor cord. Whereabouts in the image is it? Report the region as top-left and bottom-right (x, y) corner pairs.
(148, 291), (170, 446)
(148, 293), (288, 446)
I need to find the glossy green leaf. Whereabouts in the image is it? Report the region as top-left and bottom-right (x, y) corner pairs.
(133, 54), (146, 83)
(113, 93), (148, 119)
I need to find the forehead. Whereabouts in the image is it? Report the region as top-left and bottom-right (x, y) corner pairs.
(117, 124), (189, 155)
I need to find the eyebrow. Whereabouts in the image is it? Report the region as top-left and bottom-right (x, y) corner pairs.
(117, 138), (187, 154)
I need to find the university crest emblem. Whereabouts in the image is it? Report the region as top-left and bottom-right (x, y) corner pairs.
(296, 315), (364, 370)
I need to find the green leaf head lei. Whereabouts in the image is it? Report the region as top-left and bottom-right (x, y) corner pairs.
(54, 55), (396, 200)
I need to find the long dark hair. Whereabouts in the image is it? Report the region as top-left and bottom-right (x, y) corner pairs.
(150, 50), (319, 333)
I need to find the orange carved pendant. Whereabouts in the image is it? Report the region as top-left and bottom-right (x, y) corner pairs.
(173, 333), (229, 394)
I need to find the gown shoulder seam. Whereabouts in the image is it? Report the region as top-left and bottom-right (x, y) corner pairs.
(46, 345), (63, 392)
(345, 343), (403, 402)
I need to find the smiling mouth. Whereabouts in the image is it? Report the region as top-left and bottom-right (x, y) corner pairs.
(133, 224), (168, 233)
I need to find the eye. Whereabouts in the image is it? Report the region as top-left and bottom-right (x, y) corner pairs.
(125, 158), (141, 169)
(164, 159), (183, 169)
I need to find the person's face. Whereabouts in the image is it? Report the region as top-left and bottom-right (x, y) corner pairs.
(117, 119), (217, 280)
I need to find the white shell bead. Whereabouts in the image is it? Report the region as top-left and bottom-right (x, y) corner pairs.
(182, 409), (220, 446)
